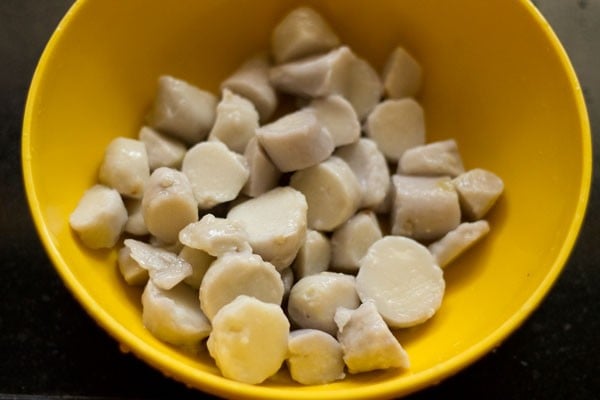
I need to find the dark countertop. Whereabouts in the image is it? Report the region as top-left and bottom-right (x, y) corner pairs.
(1, 0), (598, 399)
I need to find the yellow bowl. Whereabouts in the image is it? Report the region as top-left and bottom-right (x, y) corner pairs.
(22, 0), (591, 399)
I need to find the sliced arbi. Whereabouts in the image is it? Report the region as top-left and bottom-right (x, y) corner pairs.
(208, 88), (259, 154)
(271, 6), (340, 64)
(142, 280), (211, 348)
(242, 136), (282, 197)
(356, 236), (445, 328)
(342, 54), (383, 120)
(390, 174), (461, 241)
(308, 94), (360, 147)
(207, 295), (289, 384)
(138, 126), (186, 171)
(178, 213), (251, 257)
(287, 329), (345, 385)
(330, 210), (382, 273)
(335, 301), (410, 373)
(227, 186), (307, 270)
(364, 98), (426, 162)
(452, 168), (505, 220)
(291, 229), (331, 279)
(147, 75), (217, 144)
(69, 184), (128, 249)
(142, 167), (198, 244)
(117, 246), (148, 286)
(334, 138), (390, 210)
(98, 137), (149, 199)
(199, 252), (284, 321)
(290, 156), (361, 231)
(287, 271), (360, 336)
(382, 46), (422, 99)
(256, 108), (334, 173)
(428, 220), (491, 268)
(123, 198), (149, 236)
(398, 139), (465, 177)
(178, 246), (214, 289)
(221, 54), (278, 123)
(182, 141), (249, 209)
(269, 46), (355, 98)
(124, 238), (192, 290)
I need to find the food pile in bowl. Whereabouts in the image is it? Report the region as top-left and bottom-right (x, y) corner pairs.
(69, 6), (503, 386)
(24, 0), (591, 398)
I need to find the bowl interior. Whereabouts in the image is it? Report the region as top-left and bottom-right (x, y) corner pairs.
(22, 0), (591, 399)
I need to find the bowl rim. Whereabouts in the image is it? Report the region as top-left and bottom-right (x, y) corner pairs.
(21, 0), (592, 399)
